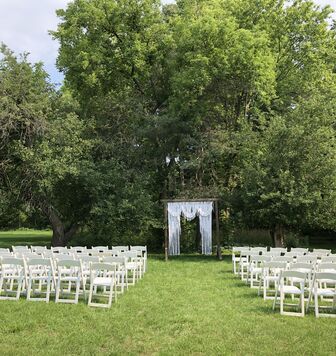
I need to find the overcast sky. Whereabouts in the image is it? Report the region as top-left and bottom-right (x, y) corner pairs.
(0, 0), (334, 84)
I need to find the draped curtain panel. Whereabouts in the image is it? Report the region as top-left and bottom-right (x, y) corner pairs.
(167, 202), (213, 255)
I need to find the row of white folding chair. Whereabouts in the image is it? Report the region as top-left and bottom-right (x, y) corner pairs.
(255, 259), (336, 290)
(273, 270), (336, 317)
(233, 247), (307, 275)
(259, 261), (336, 299)
(0, 257), (122, 307)
(244, 253), (335, 283)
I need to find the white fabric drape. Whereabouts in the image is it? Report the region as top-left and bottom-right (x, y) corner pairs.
(167, 201), (213, 255)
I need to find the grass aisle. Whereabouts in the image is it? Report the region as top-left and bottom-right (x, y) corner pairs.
(0, 255), (335, 355)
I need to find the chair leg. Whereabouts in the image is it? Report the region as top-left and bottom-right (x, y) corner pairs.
(55, 278), (61, 303)
(301, 293), (305, 317)
(16, 278), (22, 300)
(280, 291), (284, 315)
(27, 278), (32, 301)
(314, 292), (319, 318)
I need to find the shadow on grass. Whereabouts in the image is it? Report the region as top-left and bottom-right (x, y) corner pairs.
(149, 253), (231, 263)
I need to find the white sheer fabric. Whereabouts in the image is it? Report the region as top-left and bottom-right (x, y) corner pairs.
(167, 202), (213, 255)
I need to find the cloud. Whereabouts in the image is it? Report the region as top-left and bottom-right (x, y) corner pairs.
(0, 0), (334, 84)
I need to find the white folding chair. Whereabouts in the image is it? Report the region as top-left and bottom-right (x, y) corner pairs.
(25, 258), (53, 302)
(0, 257), (25, 300)
(273, 270), (307, 317)
(130, 246), (147, 273)
(307, 272), (336, 318)
(55, 259), (83, 304)
(102, 256), (127, 293)
(80, 256), (100, 291)
(259, 261), (287, 300)
(238, 249), (252, 281)
(249, 255), (271, 288)
(231, 247), (249, 275)
(88, 262), (117, 308)
(289, 262), (314, 292)
(12, 246), (30, 254)
(120, 251), (142, 286)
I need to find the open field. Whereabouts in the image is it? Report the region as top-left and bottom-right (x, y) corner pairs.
(0, 230), (52, 249)
(0, 241), (335, 355)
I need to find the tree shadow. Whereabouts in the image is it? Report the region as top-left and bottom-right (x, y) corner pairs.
(149, 253), (231, 263)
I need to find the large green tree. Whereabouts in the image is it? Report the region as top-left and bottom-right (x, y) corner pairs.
(0, 45), (94, 246)
(50, 0), (336, 247)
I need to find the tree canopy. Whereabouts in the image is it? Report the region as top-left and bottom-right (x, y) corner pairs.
(1, 0), (335, 247)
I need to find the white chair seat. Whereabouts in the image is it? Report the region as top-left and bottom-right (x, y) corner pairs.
(315, 288), (336, 297)
(93, 277), (114, 287)
(126, 262), (137, 269)
(59, 276), (79, 282)
(282, 285), (301, 294)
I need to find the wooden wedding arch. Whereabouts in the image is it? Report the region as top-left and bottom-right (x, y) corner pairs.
(162, 198), (222, 261)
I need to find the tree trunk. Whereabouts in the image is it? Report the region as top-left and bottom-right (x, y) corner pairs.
(271, 223), (285, 247)
(40, 202), (78, 247)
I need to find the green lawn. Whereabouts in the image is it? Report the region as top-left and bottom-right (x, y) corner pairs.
(0, 252), (335, 355)
(0, 229), (52, 249)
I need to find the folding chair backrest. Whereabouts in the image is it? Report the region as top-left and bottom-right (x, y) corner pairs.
(318, 263), (336, 272)
(110, 249), (122, 256)
(102, 256), (126, 265)
(70, 246), (87, 253)
(290, 262), (313, 271)
(52, 247), (69, 254)
(285, 252), (301, 258)
(239, 249), (250, 257)
(12, 246), (30, 253)
(314, 272), (336, 283)
(0, 248), (10, 253)
(296, 255), (317, 264)
(91, 246), (109, 252)
(112, 246), (129, 253)
(290, 248), (308, 254)
(313, 249), (331, 255)
(90, 262), (117, 272)
(120, 251), (138, 259)
(42, 250), (54, 258)
(282, 270), (307, 280)
(56, 259), (81, 268)
(54, 253), (74, 261)
(272, 256), (293, 263)
(0, 252), (13, 258)
(232, 246), (250, 252)
(270, 247), (287, 254)
(31, 246), (47, 252)
(26, 257), (52, 267)
(321, 256), (336, 263)
(1, 257), (25, 267)
(80, 256), (100, 263)
(16, 252), (38, 260)
(263, 261), (287, 270)
(130, 246), (147, 252)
